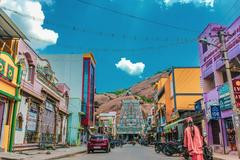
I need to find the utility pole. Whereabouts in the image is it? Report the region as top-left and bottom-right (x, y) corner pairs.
(218, 30), (240, 158)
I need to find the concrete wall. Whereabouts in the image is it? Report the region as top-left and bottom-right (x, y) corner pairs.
(67, 98), (82, 145)
(41, 54), (83, 99)
(14, 96), (28, 144)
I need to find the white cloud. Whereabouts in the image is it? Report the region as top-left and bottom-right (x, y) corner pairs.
(158, 0), (215, 7)
(115, 58), (145, 76)
(0, 0), (58, 50)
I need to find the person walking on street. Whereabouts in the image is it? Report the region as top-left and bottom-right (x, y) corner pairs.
(227, 128), (237, 152)
(184, 117), (204, 160)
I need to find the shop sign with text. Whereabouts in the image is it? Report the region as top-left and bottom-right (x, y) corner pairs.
(233, 79), (240, 108)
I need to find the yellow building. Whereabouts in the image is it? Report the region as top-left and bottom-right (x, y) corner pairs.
(154, 67), (202, 141)
(0, 9), (27, 152)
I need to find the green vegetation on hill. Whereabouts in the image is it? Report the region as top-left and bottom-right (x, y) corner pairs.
(138, 95), (153, 103)
(109, 89), (127, 96)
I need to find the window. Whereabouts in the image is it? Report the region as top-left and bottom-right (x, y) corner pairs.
(65, 94), (69, 107)
(16, 113), (23, 130)
(27, 65), (35, 83)
(202, 38), (208, 53)
(204, 73), (215, 92)
(90, 63), (95, 122)
(82, 59), (90, 114)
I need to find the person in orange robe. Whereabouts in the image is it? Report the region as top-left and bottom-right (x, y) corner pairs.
(184, 117), (204, 160)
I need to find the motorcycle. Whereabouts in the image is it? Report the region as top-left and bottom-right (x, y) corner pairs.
(154, 142), (165, 153)
(110, 141), (115, 149)
(203, 137), (213, 160)
(162, 140), (189, 159)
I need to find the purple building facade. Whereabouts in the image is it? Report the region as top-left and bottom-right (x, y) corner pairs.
(199, 17), (240, 153)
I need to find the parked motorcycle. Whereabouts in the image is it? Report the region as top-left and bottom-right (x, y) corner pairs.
(162, 140), (189, 159)
(154, 142), (165, 153)
(110, 141), (115, 149)
(203, 137), (213, 160)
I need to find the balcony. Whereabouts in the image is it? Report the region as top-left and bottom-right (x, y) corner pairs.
(204, 87), (219, 102)
(202, 64), (214, 79)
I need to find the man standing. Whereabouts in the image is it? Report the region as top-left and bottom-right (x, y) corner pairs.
(184, 117), (204, 160)
(227, 128), (237, 152)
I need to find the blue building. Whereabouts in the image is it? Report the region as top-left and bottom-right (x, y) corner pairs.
(67, 98), (85, 145)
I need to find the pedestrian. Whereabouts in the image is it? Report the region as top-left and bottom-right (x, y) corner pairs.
(184, 117), (204, 160)
(227, 128), (237, 152)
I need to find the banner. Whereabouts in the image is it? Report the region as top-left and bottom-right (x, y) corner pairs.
(233, 79), (240, 108)
(211, 105), (221, 120)
(27, 111), (37, 131)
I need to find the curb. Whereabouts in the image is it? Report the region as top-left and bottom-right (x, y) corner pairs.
(46, 149), (87, 160)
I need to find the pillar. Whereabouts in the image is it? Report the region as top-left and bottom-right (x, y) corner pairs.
(35, 103), (45, 143)
(23, 97), (32, 144)
(53, 107), (59, 145)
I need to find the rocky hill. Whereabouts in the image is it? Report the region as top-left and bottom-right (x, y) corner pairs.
(95, 73), (165, 122)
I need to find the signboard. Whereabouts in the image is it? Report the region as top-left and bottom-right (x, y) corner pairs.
(195, 101), (202, 112)
(233, 79), (240, 108)
(218, 83), (232, 110)
(160, 116), (166, 126)
(27, 110), (37, 131)
(211, 105), (221, 120)
(205, 101), (219, 121)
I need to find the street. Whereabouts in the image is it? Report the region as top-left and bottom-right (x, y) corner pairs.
(60, 144), (179, 160)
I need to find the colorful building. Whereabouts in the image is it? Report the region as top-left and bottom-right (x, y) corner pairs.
(43, 53), (96, 145)
(0, 9), (27, 152)
(56, 83), (70, 145)
(13, 40), (44, 151)
(11, 40), (70, 151)
(35, 57), (70, 147)
(198, 17), (240, 153)
(153, 67), (202, 141)
(98, 112), (117, 138)
(81, 53), (96, 138)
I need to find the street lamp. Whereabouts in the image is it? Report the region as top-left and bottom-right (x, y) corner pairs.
(198, 38), (219, 48)
(199, 30), (240, 157)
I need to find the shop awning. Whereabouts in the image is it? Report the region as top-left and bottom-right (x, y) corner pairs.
(164, 118), (185, 133)
(0, 9), (27, 39)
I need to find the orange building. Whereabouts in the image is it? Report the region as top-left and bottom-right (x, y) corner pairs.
(154, 67), (202, 141)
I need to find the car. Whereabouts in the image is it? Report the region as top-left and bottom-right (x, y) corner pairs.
(87, 135), (111, 153)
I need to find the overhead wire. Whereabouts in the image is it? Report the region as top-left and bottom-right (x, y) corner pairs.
(1, 6), (195, 43)
(32, 37), (197, 53)
(0, 5), (197, 53)
(75, 0), (199, 33)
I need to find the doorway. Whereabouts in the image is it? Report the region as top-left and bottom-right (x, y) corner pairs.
(211, 120), (220, 145)
(0, 102), (5, 140)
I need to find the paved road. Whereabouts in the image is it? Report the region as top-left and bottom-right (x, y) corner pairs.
(60, 144), (179, 160)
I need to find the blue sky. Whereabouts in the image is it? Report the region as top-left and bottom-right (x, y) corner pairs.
(2, 0), (239, 93)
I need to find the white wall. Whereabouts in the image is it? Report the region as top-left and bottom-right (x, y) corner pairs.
(14, 96), (28, 144)
(62, 116), (67, 144)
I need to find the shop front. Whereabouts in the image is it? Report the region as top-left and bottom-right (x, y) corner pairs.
(0, 51), (21, 152)
(41, 99), (56, 144)
(25, 100), (40, 143)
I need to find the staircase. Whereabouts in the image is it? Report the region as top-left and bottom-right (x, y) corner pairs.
(13, 143), (39, 152)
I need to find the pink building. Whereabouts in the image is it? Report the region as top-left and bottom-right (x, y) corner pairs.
(198, 17), (240, 154)
(13, 40), (70, 151)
